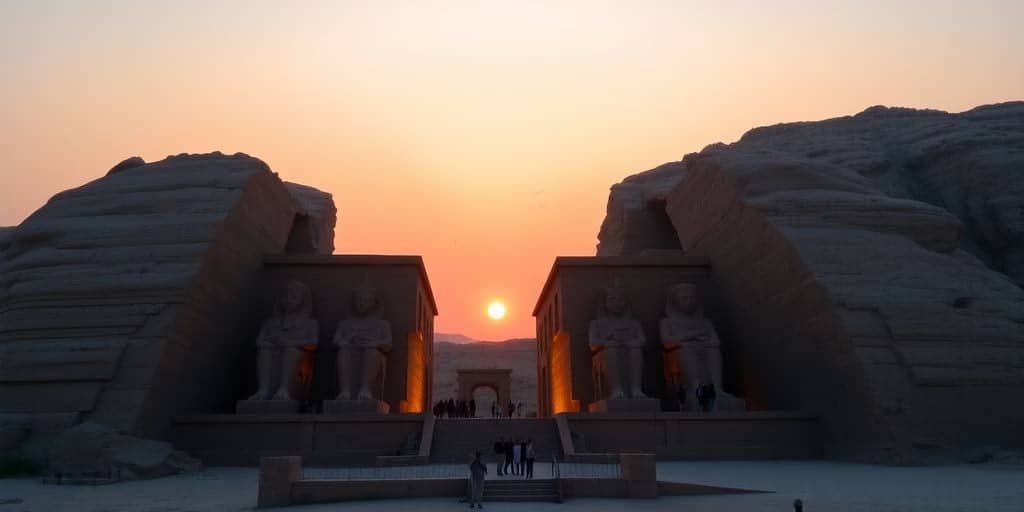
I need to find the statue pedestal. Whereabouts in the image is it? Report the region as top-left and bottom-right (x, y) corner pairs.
(236, 399), (299, 414)
(323, 399), (390, 415)
(588, 398), (660, 414)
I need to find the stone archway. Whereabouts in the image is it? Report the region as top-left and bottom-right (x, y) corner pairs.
(456, 369), (512, 407)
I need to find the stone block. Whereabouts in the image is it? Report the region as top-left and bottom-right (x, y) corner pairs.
(322, 399), (390, 415)
(619, 453), (657, 498)
(587, 398), (660, 414)
(257, 456), (302, 508)
(236, 400), (299, 414)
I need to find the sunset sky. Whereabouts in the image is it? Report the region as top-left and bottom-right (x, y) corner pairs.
(2, 1), (1022, 340)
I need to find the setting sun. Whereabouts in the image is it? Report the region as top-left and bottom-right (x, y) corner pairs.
(487, 301), (507, 321)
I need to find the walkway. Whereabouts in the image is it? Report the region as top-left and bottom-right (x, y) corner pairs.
(2, 461), (1022, 511)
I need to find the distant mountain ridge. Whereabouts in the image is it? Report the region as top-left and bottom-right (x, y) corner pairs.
(432, 335), (537, 415)
(435, 332), (534, 344)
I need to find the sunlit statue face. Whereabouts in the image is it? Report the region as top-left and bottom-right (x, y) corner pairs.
(672, 284), (699, 314)
(605, 289), (627, 315)
(354, 289), (377, 315)
(284, 281), (306, 313)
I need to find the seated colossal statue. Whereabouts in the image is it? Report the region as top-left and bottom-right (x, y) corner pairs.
(333, 285), (392, 401)
(588, 283), (647, 400)
(248, 280), (319, 402)
(660, 282), (744, 411)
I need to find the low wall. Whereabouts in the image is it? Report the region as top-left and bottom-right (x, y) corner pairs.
(564, 411), (822, 459)
(171, 414), (426, 465)
(291, 478), (466, 504)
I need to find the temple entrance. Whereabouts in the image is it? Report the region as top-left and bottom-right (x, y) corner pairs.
(471, 385), (498, 417)
(456, 369), (511, 417)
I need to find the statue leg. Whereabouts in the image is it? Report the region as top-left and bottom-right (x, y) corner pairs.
(680, 346), (702, 411)
(336, 347), (354, 400)
(628, 346), (646, 398)
(357, 348), (382, 400)
(604, 349), (626, 399)
(248, 348), (274, 400)
(272, 347), (302, 400)
(707, 345), (724, 392)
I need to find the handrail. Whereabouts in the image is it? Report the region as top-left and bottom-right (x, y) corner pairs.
(552, 454), (562, 502)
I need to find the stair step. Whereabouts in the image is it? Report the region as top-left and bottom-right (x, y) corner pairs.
(482, 494), (560, 502)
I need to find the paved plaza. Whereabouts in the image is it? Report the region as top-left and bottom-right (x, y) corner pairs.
(2, 460), (1021, 512)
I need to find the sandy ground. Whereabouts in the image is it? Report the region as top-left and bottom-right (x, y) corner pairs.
(1, 461), (1021, 512)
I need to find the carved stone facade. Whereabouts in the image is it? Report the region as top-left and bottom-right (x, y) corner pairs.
(533, 255), (725, 416)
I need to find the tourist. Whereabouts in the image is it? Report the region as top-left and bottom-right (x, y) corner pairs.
(491, 401), (498, 417)
(447, 398), (456, 418)
(493, 436), (505, 476)
(468, 452), (487, 509)
(676, 386), (687, 411)
(516, 401), (523, 417)
(512, 437), (522, 476)
(525, 438), (535, 479)
(469, 398), (476, 418)
(507, 400), (515, 418)
(502, 436), (514, 475)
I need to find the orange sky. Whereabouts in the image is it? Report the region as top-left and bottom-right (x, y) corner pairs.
(2, 1), (1022, 340)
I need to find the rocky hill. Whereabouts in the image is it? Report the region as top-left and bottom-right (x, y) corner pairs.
(432, 339), (537, 415)
(597, 102), (1024, 464)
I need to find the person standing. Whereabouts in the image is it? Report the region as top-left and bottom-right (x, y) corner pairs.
(468, 452), (487, 509)
(511, 437), (522, 476)
(469, 398), (477, 418)
(507, 400), (515, 419)
(502, 436), (514, 476)
(493, 436), (505, 476)
(525, 438), (535, 479)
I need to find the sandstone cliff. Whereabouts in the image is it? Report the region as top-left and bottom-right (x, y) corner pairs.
(0, 153), (335, 460)
(598, 102), (1024, 463)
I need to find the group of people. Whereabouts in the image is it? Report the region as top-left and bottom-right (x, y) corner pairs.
(433, 398), (476, 418)
(490, 400), (525, 418)
(493, 436), (535, 478)
(675, 383), (718, 412)
(433, 398), (529, 419)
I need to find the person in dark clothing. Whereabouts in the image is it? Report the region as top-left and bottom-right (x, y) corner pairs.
(468, 452), (487, 508)
(507, 400), (515, 418)
(493, 436), (505, 476)
(524, 438), (535, 479)
(469, 399), (476, 418)
(502, 437), (514, 475)
(447, 398), (455, 418)
(676, 386), (687, 411)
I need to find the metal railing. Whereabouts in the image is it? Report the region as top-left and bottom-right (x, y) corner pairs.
(301, 464), (466, 481)
(556, 461), (620, 479)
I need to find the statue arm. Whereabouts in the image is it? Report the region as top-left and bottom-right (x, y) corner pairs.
(332, 321), (352, 346)
(378, 322), (393, 353)
(588, 322), (605, 353)
(660, 318), (679, 349)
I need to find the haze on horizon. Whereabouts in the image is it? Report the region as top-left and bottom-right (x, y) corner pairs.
(2, 1), (1022, 340)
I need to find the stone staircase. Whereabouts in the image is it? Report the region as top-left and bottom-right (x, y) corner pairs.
(483, 479), (561, 502)
(430, 418), (561, 463)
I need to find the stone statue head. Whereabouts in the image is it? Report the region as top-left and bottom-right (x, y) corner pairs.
(666, 282), (701, 316)
(278, 280), (313, 317)
(598, 280), (632, 318)
(352, 285), (382, 317)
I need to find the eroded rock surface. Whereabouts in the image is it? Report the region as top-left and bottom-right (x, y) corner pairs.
(598, 102), (1024, 463)
(0, 152), (335, 462)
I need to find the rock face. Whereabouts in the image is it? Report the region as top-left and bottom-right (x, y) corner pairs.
(47, 422), (200, 481)
(597, 102), (1024, 464)
(0, 152), (335, 462)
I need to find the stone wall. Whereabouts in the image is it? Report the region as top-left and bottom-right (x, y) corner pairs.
(595, 103), (1024, 463)
(0, 153), (335, 458)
